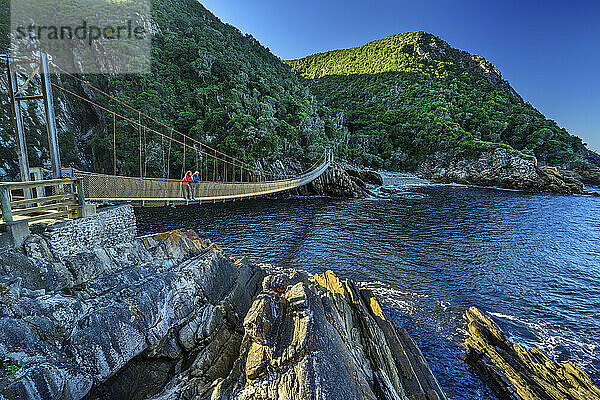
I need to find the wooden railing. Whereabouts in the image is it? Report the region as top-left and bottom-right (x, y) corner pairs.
(0, 178), (85, 225)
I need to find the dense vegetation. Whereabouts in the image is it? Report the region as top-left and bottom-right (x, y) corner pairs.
(0, 0), (339, 178)
(89, 0), (340, 177)
(288, 32), (597, 170)
(0, 3), (597, 179)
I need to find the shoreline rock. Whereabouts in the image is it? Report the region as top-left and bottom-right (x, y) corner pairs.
(559, 168), (600, 188)
(0, 205), (444, 400)
(256, 158), (383, 198)
(464, 307), (600, 400)
(306, 163), (375, 198)
(417, 149), (590, 195)
(345, 167), (385, 186)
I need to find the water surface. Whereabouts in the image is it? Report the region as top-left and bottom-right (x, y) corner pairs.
(136, 173), (600, 399)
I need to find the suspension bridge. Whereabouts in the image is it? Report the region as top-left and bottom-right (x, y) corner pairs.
(0, 52), (332, 223)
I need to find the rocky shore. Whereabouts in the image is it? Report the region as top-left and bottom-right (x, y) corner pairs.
(269, 160), (383, 198)
(417, 149), (599, 195)
(0, 206), (445, 400)
(559, 168), (600, 188)
(464, 307), (600, 400)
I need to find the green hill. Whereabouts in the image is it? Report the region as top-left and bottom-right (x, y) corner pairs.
(1, 6), (597, 178)
(287, 32), (596, 170)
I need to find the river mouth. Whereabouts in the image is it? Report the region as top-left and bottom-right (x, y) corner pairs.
(135, 172), (600, 400)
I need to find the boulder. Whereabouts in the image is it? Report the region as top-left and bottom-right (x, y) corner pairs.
(307, 164), (369, 198)
(346, 168), (385, 186)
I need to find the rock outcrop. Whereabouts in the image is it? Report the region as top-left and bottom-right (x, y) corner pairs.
(417, 149), (587, 195)
(0, 205), (443, 400)
(256, 157), (383, 198)
(306, 163), (371, 198)
(559, 168), (600, 188)
(464, 307), (600, 400)
(346, 168), (385, 186)
(155, 269), (446, 400)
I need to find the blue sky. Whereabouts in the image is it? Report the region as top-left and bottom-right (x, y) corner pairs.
(201, 0), (600, 151)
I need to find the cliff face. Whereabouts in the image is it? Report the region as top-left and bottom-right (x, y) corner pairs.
(0, 206), (444, 400)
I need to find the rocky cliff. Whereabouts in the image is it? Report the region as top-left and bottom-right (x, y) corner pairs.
(417, 149), (594, 195)
(0, 205), (444, 400)
(306, 163), (377, 198)
(559, 168), (600, 188)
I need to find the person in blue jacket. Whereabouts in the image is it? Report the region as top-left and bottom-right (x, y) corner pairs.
(191, 171), (201, 200)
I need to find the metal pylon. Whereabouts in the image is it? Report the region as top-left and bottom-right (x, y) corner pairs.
(4, 51), (62, 186)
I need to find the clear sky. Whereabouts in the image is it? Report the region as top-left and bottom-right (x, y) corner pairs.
(201, 0), (600, 151)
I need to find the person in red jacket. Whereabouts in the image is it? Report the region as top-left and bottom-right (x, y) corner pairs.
(182, 170), (194, 200)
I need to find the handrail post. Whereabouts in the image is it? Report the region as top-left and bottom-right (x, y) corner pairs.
(0, 186), (14, 223)
(75, 178), (85, 206)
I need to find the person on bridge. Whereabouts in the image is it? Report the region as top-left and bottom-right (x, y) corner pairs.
(182, 171), (194, 200)
(192, 171), (201, 198)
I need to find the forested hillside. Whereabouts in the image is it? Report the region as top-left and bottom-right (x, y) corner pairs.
(288, 32), (598, 170)
(0, 0), (339, 179)
(1, 4), (597, 178)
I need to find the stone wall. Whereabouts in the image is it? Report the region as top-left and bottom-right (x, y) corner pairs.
(47, 205), (137, 258)
(0, 205), (148, 293)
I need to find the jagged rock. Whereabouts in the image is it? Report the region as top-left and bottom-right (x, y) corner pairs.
(585, 190), (600, 197)
(193, 269), (446, 400)
(464, 307), (600, 400)
(417, 149), (586, 195)
(255, 159), (383, 199)
(0, 229), (264, 400)
(560, 168), (600, 187)
(0, 206), (443, 400)
(346, 168), (385, 186)
(307, 164), (369, 198)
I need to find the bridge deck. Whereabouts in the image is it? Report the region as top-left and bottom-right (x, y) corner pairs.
(74, 152), (331, 205)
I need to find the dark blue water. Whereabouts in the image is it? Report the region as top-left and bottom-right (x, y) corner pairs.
(135, 173), (600, 400)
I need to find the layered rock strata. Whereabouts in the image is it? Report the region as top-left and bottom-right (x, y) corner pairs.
(418, 149), (588, 195)
(464, 307), (600, 400)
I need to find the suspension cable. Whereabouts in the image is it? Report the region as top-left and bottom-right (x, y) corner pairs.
(50, 82), (259, 172)
(49, 71), (320, 179)
(51, 63), (256, 171)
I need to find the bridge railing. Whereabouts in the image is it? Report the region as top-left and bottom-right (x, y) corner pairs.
(73, 149), (332, 203)
(0, 178), (85, 225)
